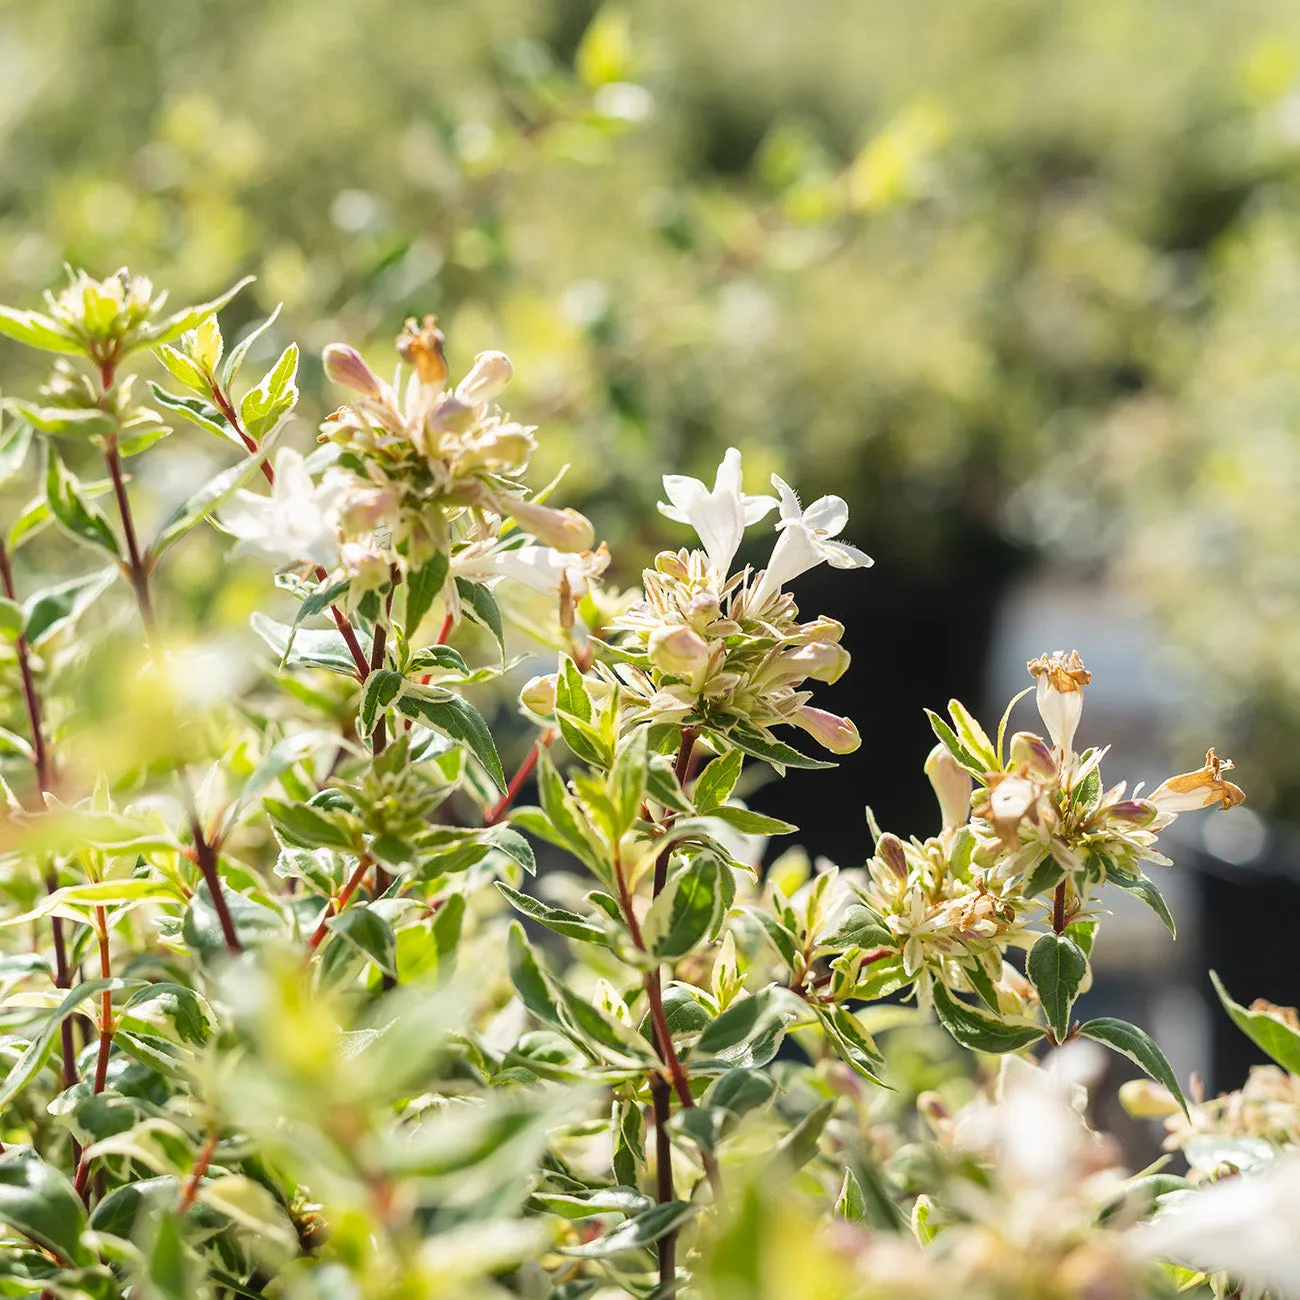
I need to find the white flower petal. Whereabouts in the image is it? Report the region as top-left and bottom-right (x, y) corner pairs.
(801, 494), (849, 536)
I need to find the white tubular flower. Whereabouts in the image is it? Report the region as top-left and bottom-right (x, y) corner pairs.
(748, 475), (872, 610)
(455, 350), (513, 406)
(1150, 749), (1246, 814)
(1134, 1155), (1300, 1293)
(658, 446), (777, 579)
(222, 448), (346, 569)
(453, 543), (609, 599)
(1027, 650), (1091, 754)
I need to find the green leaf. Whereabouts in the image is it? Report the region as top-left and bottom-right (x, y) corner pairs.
(155, 343), (208, 392)
(724, 724), (835, 771)
(151, 446), (276, 558)
(396, 687), (506, 791)
(359, 669), (404, 737)
(818, 1004), (886, 1082)
(0, 978), (131, 1110)
(925, 709), (985, 776)
(1026, 932), (1089, 1041)
(22, 567), (115, 645)
(506, 921), (565, 1031)
(495, 882), (609, 946)
(820, 903), (892, 952)
(931, 983), (1044, 1055)
(836, 1168), (866, 1222)
(0, 306), (79, 354)
(10, 401), (114, 438)
(139, 276), (254, 349)
(251, 611), (365, 676)
(772, 1098), (833, 1173)
(0, 418), (32, 489)
(693, 749), (743, 812)
(1079, 1017), (1189, 1118)
(144, 1210), (194, 1300)
(556, 656), (593, 722)
(693, 990), (772, 1056)
(45, 450), (120, 558)
(148, 382), (242, 447)
(182, 883), (284, 961)
(1106, 862), (1176, 938)
(532, 1186), (653, 1219)
(239, 342), (299, 441)
(946, 698), (996, 770)
(560, 1201), (696, 1258)
(455, 577), (504, 654)
(1209, 971), (1300, 1076)
(221, 729), (338, 837)
(706, 805), (797, 835)
(118, 983), (213, 1047)
(643, 855), (720, 959)
(705, 1067), (777, 1116)
(0, 878), (182, 927)
(0, 1149), (93, 1266)
(558, 986), (655, 1067)
(326, 905), (397, 977)
(264, 797), (360, 851)
(221, 303), (282, 388)
(608, 726), (649, 836)
(404, 551), (449, 638)
(482, 824), (536, 875)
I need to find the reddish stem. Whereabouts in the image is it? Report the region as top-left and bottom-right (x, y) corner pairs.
(435, 612), (454, 646)
(177, 1130), (219, 1213)
(483, 732), (554, 826)
(0, 538), (78, 1089)
(75, 908), (115, 1203)
(308, 856), (372, 950)
(105, 431), (244, 955)
(1053, 880), (1067, 934)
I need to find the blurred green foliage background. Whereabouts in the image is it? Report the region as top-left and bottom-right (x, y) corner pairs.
(2, 0), (1300, 814)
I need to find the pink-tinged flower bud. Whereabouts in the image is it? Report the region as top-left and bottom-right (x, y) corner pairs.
(503, 498), (596, 552)
(396, 314), (448, 386)
(1008, 730), (1058, 780)
(1027, 649), (1090, 754)
(426, 394), (475, 435)
(791, 705), (860, 754)
(924, 743), (973, 830)
(794, 616), (845, 645)
(782, 640), (851, 685)
(683, 589), (721, 629)
(1106, 798), (1158, 828)
(322, 344), (384, 399)
(455, 350), (513, 406)
(654, 550), (690, 580)
(520, 673), (558, 716)
(876, 832), (908, 879)
(1150, 748), (1246, 814)
(648, 624), (711, 677)
(917, 1090), (951, 1131)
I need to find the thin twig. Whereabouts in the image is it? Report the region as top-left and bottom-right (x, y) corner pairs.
(177, 1130), (220, 1213)
(0, 537), (79, 1092)
(308, 855), (372, 950)
(483, 731), (554, 826)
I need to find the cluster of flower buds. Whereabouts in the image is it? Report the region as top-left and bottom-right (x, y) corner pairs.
(964, 651), (1244, 913)
(226, 316), (608, 623)
(589, 448), (870, 754)
(0, 267), (250, 372)
(858, 747), (1025, 1008)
